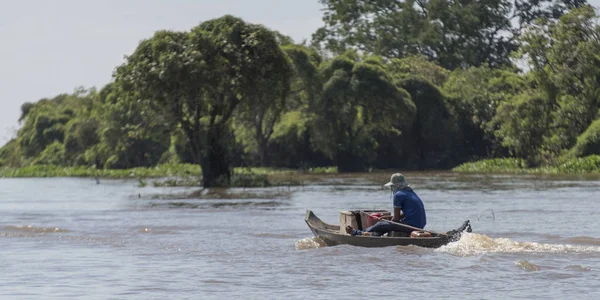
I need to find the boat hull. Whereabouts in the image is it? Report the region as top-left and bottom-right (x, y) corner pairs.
(304, 210), (469, 248)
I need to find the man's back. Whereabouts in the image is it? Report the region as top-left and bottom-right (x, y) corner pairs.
(393, 188), (427, 229)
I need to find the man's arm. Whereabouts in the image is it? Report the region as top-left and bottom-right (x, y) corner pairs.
(392, 192), (405, 222)
(392, 207), (404, 222)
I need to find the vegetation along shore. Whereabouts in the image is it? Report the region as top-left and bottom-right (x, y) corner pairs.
(3, 2), (600, 186)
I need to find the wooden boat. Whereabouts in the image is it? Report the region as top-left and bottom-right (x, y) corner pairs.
(305, 210), (472, 248)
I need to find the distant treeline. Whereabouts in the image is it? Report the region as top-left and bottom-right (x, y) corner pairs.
(2, 2), (600, 186)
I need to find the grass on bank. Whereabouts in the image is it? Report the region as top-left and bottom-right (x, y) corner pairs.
(0, 164), (203, 178)
(0, 164), (338, 178)
(0, 164), (338, 187)
(452, 155), (600, 174)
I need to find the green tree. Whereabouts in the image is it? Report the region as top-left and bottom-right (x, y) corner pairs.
(491, 91), (552, 162)
(19, 102), (35, 122)
(32, 141), (66, 166)
(311, 52), (416, 171)
(267, 45), (327, 168)
(569, 118), (600, 157)
(516, 5), (600, 157)
(387, 55), (450, 87)
(81, 83), (173, 169)
(114, 15), (293, 187)
(513, 0), (588, 28)
(0, 139), (19, 167)
(232, 44), (323, 167)
(312, 0), (587, 69)
(15, 89), (95, 164)
(396, 77), (460, 169)
(443, 65), (527, 158)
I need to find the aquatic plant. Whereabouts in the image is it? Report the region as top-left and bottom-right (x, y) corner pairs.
(453, 156), (600, 174)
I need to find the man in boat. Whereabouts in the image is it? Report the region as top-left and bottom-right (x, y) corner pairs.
(345, 173), (427, 236)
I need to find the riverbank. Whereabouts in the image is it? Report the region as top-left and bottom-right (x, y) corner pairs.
(452, 155), (600, 175)
(3, 155), (600, 186)
(0, 164), (338, 187)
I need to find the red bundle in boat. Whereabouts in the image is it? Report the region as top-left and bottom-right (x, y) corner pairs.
(366, 213), (383, 227)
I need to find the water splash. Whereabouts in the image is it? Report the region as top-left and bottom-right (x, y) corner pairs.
(437, 232), (600, 256)
(295, 237), (328, 250)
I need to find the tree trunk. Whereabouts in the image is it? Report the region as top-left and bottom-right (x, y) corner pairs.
(258, 138), (268, 167)
(200, 129), (231, 187)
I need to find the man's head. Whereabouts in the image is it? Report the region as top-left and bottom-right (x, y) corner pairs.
(383, 173), (410, 192)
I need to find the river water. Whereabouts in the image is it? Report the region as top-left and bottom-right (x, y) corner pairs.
(1, 172), (600, 299)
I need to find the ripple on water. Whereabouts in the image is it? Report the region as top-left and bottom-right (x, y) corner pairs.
(564, 264), (593, 272)
(252, 233), (298, 239)
(561, 236), (600, 246)
(2, 225), (69, 233)
(3, 175), (600, 299)
(515, 260), (540, 271)
(137, 227), (176, 234)
(145, 200), (287, 210)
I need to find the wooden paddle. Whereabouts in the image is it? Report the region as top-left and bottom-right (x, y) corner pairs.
(369, 214), (448, 237)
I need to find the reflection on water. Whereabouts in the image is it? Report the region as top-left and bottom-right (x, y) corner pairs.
(1, 172), (600, 299)
(146, 200), (288, 210)
(136, 187), (293, 200)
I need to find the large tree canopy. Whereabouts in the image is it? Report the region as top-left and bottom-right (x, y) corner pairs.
(311, 52), (416, 171)
(312, 0), (587, 69)
(4, 7), (600, 175)
(15, 89), (96, 164)
(114, 15), (293, 187)
(508, 5), (600, 159)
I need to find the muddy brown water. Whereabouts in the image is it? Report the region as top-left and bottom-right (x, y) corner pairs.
(1, 172), (600, 299)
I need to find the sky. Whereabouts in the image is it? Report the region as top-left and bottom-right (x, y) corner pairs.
(0, 0), (325, 146)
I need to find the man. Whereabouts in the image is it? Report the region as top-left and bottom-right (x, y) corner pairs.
(345, 173), (427, 236)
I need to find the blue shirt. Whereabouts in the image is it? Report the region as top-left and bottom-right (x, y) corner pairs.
(392, 188), (427, 229)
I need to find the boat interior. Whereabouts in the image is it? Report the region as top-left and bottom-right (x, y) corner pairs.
(338, 210), (440, 238)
